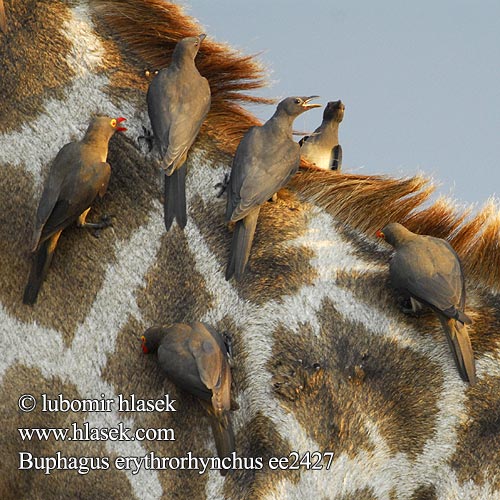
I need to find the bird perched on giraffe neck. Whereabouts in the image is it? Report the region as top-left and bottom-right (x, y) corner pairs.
(141, 322), (236, 474)
(225, 96), (321, 281)
(23, 115), (127, 305)
(146, 34), (211, 231)
(377, 222), (476, 384)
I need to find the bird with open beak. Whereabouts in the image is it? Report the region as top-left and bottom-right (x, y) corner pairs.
(377, 222), (476, 384)
(23, 116), (127, 305)
(225, 96), (321, 280)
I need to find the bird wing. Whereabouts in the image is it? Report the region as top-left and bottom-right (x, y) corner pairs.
(31, 143), (78, 251)
(191, 337), (222, 392)
(39, 161), (111, 244)
(392, 238), (465, 317)
(191, 323), (232, 414)
(164, 96), (209, 170)
(146, 72), (174, 158)
(147, 70), (210, 171)
(201, 323), (231, 411)
(227, 126), (300, 221)
(331, 144), (342, 170)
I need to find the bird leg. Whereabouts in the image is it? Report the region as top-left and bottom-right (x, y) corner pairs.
(138, 126), (154, 152)
(78, 209), (114, 238)
(215, 172), (230, 198)
(399, 296), (425, 316)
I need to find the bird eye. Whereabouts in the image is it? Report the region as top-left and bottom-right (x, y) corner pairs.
(110, 119), (117, 128)
(294, 98), (302, 104)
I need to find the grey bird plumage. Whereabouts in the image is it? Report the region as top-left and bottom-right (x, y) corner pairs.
(147, 34), (211, 231)
(377, 222), (476, 384)
(141, 322), (236, 474)
(23, 116), (127, 305)
(225, 96), (321, 280)
(299, 100), (345, 170)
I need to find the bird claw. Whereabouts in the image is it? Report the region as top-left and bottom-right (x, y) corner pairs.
(398, 296), (424, 317)
(223, 332), (234, 366)
(400, 307), (425, 318)
(352, 365), (366, 385)
(215, 172), (230, 198)
(138, 126), (154, 152)
(85, 214), (114, 238)
(100, 214), (114, 227)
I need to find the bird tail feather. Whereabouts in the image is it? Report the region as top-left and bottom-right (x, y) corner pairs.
(209, 413), (235, 475)
(23, 232), (61, 305)
(440, 317), (476, 384)
(164, 164), (187, 231)
(225, 208), (260, 281)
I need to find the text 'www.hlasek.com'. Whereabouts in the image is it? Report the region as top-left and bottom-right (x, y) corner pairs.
(17, 393), (334, 475)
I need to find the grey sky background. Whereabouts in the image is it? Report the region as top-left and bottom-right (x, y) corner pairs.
(180, 0), (499, 207)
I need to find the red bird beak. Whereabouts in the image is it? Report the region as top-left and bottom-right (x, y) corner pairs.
(116, 117), (127, 132)
(139, 335), (148, 354)
(376, 230), (385, 239)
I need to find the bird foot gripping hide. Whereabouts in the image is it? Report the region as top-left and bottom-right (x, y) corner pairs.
(1, 1), (500, 500)
(137, 126), (155, 152)
(80, 214), (114, 236)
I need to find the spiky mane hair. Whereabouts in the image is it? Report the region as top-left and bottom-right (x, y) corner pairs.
(290, 170), (500, 291)
(1, 2), (499, 499)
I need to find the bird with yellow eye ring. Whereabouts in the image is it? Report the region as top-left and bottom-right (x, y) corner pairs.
(23, 115), (127, 304)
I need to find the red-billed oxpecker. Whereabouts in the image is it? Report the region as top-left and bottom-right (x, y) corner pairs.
(23, 116), (127, 305)
(146, 34), (211, 231)
(377, 222), (476, 384)
(299, 100), (345, 171)
(225, 96), (321, 280)
(141, 322), (235, 474)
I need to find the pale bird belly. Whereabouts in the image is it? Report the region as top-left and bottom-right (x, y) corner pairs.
(303, 150), (333, 170)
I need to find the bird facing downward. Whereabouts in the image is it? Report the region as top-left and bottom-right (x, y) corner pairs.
(377, 222), (476, 384)
(147, 34), (211, 231)
(225, 96), (321, 281)
(141, 322), (236, 475)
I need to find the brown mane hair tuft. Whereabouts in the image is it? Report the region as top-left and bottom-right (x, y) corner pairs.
(291, 169), (500, 291)
(91, 0), (499, 292)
